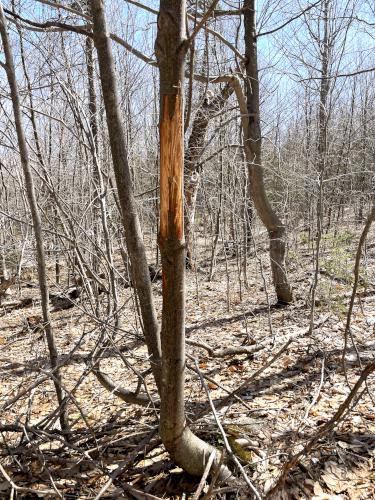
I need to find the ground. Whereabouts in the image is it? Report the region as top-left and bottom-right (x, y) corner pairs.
(0, 224), (374, 499)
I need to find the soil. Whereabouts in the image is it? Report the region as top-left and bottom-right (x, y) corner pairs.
(0, 225), (374, 499)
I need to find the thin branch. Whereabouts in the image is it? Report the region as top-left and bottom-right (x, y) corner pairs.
(35, 0), (91, 20)
(299, 67), (375, 80)
(257, 0), (323, 38)
(91, 366), (157, 407)
(269, 360), (375, 494)
(4, 8), (91, 36)
(0, 464), (58, 497)
(186, 0), (221, 46)
(195, 359), (261, 499)
(5, 8), (157, 66)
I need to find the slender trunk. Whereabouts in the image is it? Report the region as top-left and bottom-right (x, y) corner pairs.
(309, 0), (330, 331)
(184, 84), (233, 267)
(243, 0), (293, 304)
(156, 0), (230, 478)
(85, 31), (118, 314)
(0, 4), (69, 434)
(89, 0), (161, 386)
(359, 87), (368, 221)
(209, 158), (224, 280)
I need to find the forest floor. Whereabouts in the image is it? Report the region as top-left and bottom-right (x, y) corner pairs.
(0, 224), (375, 499)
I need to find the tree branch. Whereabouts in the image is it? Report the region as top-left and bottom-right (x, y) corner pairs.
(257, 0), (323, 38)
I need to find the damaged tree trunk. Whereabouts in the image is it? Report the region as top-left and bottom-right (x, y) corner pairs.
(243, 0), (293, 304)
(155, 0), (230, 478)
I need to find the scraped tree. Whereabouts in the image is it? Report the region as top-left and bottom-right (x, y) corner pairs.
(89, 0), (228, 477)
(155, 0), (230, 477)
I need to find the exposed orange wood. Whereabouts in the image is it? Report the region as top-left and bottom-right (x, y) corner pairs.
(159, 93), (184, 241)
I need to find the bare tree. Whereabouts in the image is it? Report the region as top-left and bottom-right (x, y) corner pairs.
(89, 0), (161, 386)
(155, 0), (230, 478)
(0, 2), (69, 435)
(243, 0), (293, 304)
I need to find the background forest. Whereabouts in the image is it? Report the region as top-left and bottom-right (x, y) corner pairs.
(0, 0), (374, 498)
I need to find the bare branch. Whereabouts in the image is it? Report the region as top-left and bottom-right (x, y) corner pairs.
(257, 0), (323, 38)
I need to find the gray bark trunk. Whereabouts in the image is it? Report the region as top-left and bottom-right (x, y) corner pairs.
(89, 0), (161, 386)
(156, 0), (230, 478)
(0, 3), (69, 435)
(243, 0), (293, 304)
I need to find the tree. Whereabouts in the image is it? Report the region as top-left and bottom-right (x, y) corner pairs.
(89, 0), (162, 388)
(90, 0), (229, 478)
(0, 1), (69, 435)
(242, 0), (293, 304)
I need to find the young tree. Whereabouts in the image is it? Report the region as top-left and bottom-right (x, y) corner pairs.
(89, 0), (162, 386)
(90, 0), (228, 477)
(0, 2), (69, 435)
(243, 0), (293, 304)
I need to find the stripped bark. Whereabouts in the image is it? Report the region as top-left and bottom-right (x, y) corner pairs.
(155, 0), (230, 478)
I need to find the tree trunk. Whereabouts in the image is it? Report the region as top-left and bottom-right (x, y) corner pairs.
(184, 84), (233, 267)
(309, 0), (330, 331)
(89, 0), (161, 386)
(85, 29), (118, 315)
(0, 4), (69, 435)
(243, 0), (293, 304)
(155, 0), (230, 478)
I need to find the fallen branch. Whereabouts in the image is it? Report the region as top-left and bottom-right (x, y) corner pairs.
(216, 315), (330, 410)
(187, 314), (329, 359)
(187, 338), (257, 358)
(91, 367), (156, 407)
(194, 360), (261, 499)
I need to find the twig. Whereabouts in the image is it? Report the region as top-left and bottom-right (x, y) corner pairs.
(120, 482), (162, 499)
(186, 0), (221, 46)
(202, 450), (226, 499)
(192, 450), (216, 500)
(302, 355), (325, 424)
(0, 463), (57, 496)
(94, 428), (158, 499)
(187, 357), (254, 412)
(194, 360), (262, 499)
(268, 360), (375, 495)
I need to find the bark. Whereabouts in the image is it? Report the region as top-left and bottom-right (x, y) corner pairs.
(89, 0), (161, 386)
(309, 0), (330, 331)
(184, 83), (233, 267)
(243, 0), (293, 304)
(0, 4), (69, 434)
(155, 0), (230, 479)
(85, 29), (118, 314)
